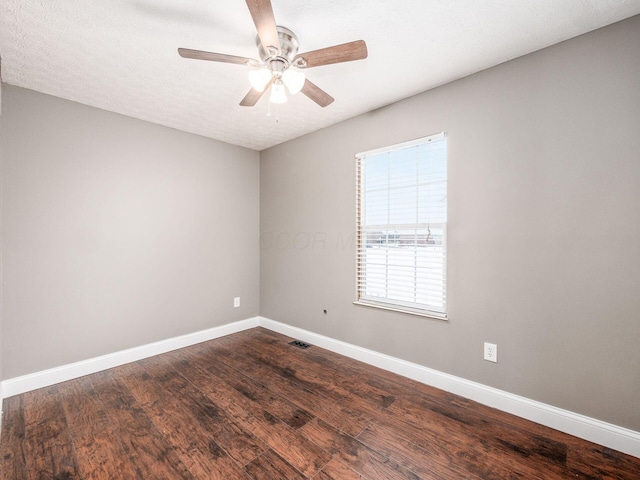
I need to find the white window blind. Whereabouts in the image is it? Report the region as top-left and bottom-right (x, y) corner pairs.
(356, 132), (447, 317)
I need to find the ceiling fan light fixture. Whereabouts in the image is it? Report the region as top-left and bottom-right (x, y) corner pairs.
(248, 68), (272, 92)
(269, 80), (288, 104)
(282, 68), (305, 95)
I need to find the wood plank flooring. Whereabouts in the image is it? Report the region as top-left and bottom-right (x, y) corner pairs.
(1, 327), (639, 479)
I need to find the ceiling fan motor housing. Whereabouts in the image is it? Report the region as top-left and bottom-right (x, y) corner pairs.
(257, 26), (300, 65)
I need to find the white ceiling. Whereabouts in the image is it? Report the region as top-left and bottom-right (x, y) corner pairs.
(1, 1), (639, 151)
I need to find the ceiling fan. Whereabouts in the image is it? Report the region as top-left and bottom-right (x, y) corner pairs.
(178, 0), (368, 108)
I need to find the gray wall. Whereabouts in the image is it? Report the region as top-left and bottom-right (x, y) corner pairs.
(1, 85), (260, 378)
(0, 79), (4, 399)
(260, 16), (640, 431)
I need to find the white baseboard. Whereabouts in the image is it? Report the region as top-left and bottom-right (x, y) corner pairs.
(258, 317), (640, 459)
(1, 315), (638, 458)
(1, 317), (259, 398)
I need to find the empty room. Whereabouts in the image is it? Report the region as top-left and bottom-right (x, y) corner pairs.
(1, 1), (639, 478)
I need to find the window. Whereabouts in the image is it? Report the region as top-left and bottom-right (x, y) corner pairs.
(355, 132), (447, 318)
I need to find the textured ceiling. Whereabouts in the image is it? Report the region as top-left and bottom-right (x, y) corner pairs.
(1, 1), (639, 151)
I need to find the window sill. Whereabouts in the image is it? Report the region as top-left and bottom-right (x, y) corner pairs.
(353, 301), (448, 321)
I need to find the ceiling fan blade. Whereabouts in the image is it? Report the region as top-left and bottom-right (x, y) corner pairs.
(240, 78), (274, 107)
(245, 0), (281, 54)
(178, 48), (253, 65)
(301, 79), (334, 107)
(294, 40), (367, 68)
(240, 89), (265, 107)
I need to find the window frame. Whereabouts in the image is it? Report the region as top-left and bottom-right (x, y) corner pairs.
(354, 132), (448, 320)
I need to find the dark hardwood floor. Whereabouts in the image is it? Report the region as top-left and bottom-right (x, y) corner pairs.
(1, 327), (639, 479)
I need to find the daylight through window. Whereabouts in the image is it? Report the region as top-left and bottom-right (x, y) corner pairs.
(355, 132), (447, 318)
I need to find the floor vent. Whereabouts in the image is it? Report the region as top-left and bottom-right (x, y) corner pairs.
(289, 340), (312, 349)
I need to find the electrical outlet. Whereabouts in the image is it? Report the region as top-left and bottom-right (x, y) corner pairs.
(484, 342), (497, 363)
(233, 297), (240, 308)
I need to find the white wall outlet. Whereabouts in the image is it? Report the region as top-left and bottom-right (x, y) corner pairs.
(484, 342), (497, 363)
(233, 297), (240, 308)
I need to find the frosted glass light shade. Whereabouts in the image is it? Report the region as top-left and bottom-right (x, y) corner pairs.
(248, 68), (272, 92)
(269, 81), (287, 104)
(282, 69), (305, 95)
